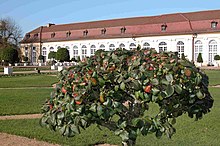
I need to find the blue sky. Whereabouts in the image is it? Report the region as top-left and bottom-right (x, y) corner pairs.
(1, 0), (220, 36)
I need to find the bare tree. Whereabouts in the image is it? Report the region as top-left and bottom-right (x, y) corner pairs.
(0, 17), (22, 48)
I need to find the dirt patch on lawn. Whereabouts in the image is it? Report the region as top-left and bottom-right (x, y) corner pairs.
(0, 114), (42, 120)
(0, 133), (60, 146)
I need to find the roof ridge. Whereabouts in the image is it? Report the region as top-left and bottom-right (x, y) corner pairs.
(179, 13), (193, 31)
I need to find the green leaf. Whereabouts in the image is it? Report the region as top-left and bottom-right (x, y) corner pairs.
(97, 105), (103, 116)
(120, 130), (129, 141)
(114, 85), (119, 91)
(57, 112), (64, 119)
(70, 124), (80, 134)
(166, 84), (174, 97)
(141, 127), (148, 136)
(133, 58), (141, 66)
(89, 103), (97, 112)
(195, 75), (202, 85)
(131, 118), (141, 126)
(166, 74), (173, 82)
(98, 77), (105, 86)
(59, 125), (66, 135)
(171, 118), (176, 125)
(152, 88), (160, 95)
(174, 84), (182, 94)
(161, 79), (169, 85)
(112, 53), (118, 61)
(151, 78), (159, 85)
(64, 125), (70, 136)
(120, 82), (126, 90)
(119, 121), (127, 128)
(196, 90), (204, 99)
(130, 80), (141, 90)
(115, 129), (123, 135)
(156, 130), (162, 138)
(103, 97), (112, 107)
(135, 91), (139, 99)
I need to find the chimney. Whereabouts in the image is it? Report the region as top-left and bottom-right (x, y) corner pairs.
(47, 23), (55, 27)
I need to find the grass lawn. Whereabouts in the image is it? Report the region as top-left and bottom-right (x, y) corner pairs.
(0, 88), (53, 115)
(0, 75), (58, 115)
(0, 70), (219, 145)
(0, 87), (219, 146)
(0, 74), (58, 88)
(203, 69), (220, 86)
(0, 66), (51, 72)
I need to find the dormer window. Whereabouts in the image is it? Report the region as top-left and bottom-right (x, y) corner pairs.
(83, 30), (88, 36)
(66, 31), (71, 37)
(211, 21), (218, 29)
(25, 34), (30, 38)
(161, 24), (167, 31)
(34, 33), (38, 38)
(101, 28), (106, 35)
(121, 27), (126, 34)
(51, 32), (55, 38)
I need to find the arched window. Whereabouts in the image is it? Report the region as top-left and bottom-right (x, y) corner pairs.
(143, 42), (150, 49)
(32, 47), (36, 63)
(57, 46), (61, 49)
(81, 45), (87, 59)
(129, 43), (136, 50)
(119, 43), (125, 49)
(208, 40), (217, 64)
(194, 40), (203, 61)
(109, 44), (115, 51)
(41, 47), (47, 63)
(49, 47), (54, 52)
(42, 47), (47, 56)
(177, 41), (184, 57)
(90, 45), (96, 55)
(100, 44), (105, 50)
(158, 42), (167, 52)
(73, 45), (78, 59)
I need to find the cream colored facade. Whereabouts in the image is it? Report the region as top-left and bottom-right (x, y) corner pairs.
(33, 33), (220, 66)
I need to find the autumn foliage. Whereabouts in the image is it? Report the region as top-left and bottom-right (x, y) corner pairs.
(40, 48), (213, 146)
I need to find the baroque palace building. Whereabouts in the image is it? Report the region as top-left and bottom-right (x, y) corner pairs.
(20, 9), (220, 66)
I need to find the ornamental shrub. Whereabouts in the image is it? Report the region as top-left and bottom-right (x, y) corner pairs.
(56, 48), (70, 62)
(197, 53), (203, 63)
(23, 56), (28, 62)
(1, 47), (19, 64)
(40, 48), (213, 146)
(214, 55), (220, 60)
(48, 51), (56, 60)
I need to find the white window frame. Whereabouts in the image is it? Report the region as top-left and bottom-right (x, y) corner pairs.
(194, 40), (203, 62)
(158, 42), (167, 53)
(177, 41), (184, 57)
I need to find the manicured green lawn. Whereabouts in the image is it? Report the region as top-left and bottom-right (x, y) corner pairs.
(0, 88), (219, 146)
(0, 74), (57, 115)
(203, 69), (220, 86)
(0, 88), (53, 115)
(0, 75), (58, 88)
(0, 70), (219, 145)
(0, 66), (51, 72)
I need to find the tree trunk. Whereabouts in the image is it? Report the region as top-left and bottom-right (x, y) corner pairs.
(122, 139), (136, 146)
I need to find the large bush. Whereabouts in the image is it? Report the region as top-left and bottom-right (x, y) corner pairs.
(41, 48), (213, 146)
(48, 51), (56, 60)
(56, 48), (70, 62)
(1, 47), (19, 64)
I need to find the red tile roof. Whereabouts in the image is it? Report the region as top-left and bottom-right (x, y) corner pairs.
(20, 9), (220, 44)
